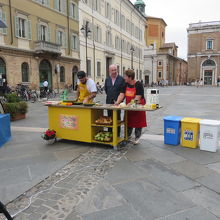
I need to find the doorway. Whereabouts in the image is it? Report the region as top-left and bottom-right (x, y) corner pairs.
(72, 65), (78, 90)
(204, 70), (213, 85)
(145, 75), (149, 86)
(0, 58), (6, 95)
(106, 57), (112, 77)
(39, 59), (52, 89)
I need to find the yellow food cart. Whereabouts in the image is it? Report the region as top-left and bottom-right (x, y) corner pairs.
(45, 103), (156, 150)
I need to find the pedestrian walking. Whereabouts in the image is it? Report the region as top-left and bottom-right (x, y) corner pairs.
(199, 78), (203, 87)
(217, 77), (220, 87)
(43, 79), (49, 93)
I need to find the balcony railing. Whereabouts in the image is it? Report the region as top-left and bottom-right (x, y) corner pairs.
(35, 41), (61, 54)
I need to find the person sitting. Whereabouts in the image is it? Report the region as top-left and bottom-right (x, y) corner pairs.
(76, 71), (97, 103)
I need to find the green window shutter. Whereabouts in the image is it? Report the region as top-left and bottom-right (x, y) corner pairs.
(94, 25), (97, 41)
(27, 20), (32, 40)
(71, 34), (73, 49)
(24, 20), (28, 39)
(37, 23), (41, 40)
(47, 26), (51, 42)
(99, 28), (102, 43)
(69, 3), (73, 17)
(0, 10), (2, 34)
(2, 12), (7, 35)
(62, 0), (66, 13)
(76, 36), (79, 51)
(54, 0), (58, 10)
(62, 31), (67, 48)
(14, 16), (19, 37)
(98, 0), (101, 13)
(45, 0), (50, 6)
(75, 5), (79, 20)
(56, 30), (59, 44)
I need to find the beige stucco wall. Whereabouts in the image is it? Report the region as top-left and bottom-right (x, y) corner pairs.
(79, 0), (146, 83)
(0, 0), (80, 89)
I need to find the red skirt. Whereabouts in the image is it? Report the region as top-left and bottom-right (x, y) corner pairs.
(127, 99), (147, 128)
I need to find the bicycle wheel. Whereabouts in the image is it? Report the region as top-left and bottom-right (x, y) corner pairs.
(30, 93), (37, 103)
(51, 90), (56, 98)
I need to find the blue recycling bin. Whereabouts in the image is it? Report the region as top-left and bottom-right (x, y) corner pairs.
(163, 116), (183, 146)
(0, 114), (11, 147)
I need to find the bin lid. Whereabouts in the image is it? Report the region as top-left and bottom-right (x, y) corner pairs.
(200, 119), (220, 126)
(181, 117), (201, 123)
(147, 89), (159, 94)
(163, 116), (183, 121)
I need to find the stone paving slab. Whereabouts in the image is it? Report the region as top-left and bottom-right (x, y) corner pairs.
(206, 162), (220, 173)
(135, 159), (199, 192)
(81, 204), (144, 220)
(155, 206), (219, 220)
(76, 180), (126, 216)
(183, 186), (220, 218)
(196, 172), (220, 194)
(104, 158), (148, 185)
(113, 178), (194, 220)
(141, 145), (186, 165)
(125, 146), (153, 162)
(167, 159), (215, 179)
(162, 145), (220, 165)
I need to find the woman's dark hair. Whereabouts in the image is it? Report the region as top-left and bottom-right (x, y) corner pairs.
(125, 69), (135, 80)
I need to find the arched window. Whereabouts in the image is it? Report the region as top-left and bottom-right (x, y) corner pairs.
(60, 66), (65, 82)
(21, 62), (29, 82)
(202, 59), (216, 66)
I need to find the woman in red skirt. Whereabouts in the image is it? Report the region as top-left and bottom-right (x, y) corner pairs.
(115, 69), (147, 144)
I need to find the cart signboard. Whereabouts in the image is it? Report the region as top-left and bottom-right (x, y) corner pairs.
(60, 114), (78, 130)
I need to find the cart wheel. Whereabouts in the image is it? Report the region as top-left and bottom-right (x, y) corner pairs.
(113, 146), (118, 151)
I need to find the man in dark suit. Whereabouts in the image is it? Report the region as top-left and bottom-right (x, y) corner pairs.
(104, 64), (125, 136)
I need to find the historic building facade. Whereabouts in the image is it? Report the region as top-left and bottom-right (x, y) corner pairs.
(144, 16), (187, 86)
(187, 21), (220, 85)
(0, 0), (80, 90)
(79, 0), (146, 83)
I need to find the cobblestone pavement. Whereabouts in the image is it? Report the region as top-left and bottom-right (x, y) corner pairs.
(1, 145), (130, 220)
(2, 87), (220, 219)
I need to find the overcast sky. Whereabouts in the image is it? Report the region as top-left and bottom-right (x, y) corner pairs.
(131, 0), (220, 60)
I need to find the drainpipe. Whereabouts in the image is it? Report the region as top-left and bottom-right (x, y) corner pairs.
(120, 0), (122, 75)
(130, 8), (135, 71)
(9, 0), (13, 44)
(90, 1), (96, 81)
(66, 0), (70, 55)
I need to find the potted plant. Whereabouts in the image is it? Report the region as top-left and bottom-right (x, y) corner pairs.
(41, 129), (56, 144)
(3, 93), (28, 121)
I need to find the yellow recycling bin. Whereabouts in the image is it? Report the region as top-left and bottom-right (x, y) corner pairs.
(181, 118), (201, 148)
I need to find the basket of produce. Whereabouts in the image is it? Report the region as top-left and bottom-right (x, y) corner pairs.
(95, 116), (113, 125)
(94, 131), (112, 142)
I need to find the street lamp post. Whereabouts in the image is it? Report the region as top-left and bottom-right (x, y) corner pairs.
(80, 22), (91, 74)
(130, 46), (135, 70)
(151, 55), (154, 86)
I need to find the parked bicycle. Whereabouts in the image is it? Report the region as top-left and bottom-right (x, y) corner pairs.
(40, 88), (56, 100)
(15, 84), (38, 102)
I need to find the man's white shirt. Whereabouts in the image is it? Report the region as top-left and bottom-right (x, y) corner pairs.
(43, 81), (48, 87)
